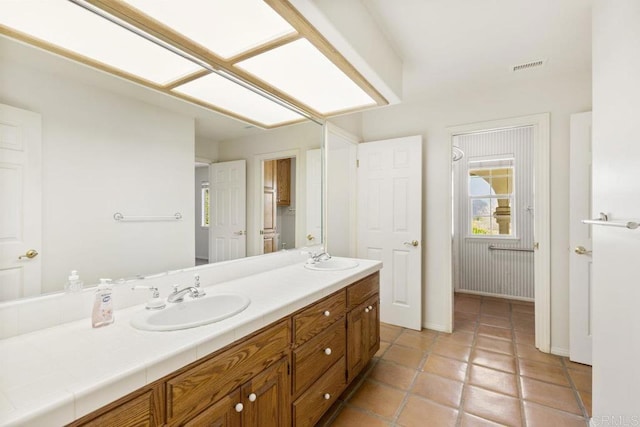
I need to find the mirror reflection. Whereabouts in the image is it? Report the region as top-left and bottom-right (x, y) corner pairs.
(0, 36), (323, 302)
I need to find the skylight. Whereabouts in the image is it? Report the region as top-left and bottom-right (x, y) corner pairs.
(173, 73), (303, 126)
(124, 0), (297, 59)
(237, 39), (376, 114)
(0, 0), (202, 85)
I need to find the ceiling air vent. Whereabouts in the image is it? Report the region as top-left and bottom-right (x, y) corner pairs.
(512, 59), (545, 72)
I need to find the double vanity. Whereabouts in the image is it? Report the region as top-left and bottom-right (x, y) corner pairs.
(0, 256), (381, 427)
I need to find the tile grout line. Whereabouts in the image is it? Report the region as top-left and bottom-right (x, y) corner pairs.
(560, 356), (591, 421)
(454, 298), (480, 427)
(512, 299), (529, 427)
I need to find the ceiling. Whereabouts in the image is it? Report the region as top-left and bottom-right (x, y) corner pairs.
(360, 0), (592, 101)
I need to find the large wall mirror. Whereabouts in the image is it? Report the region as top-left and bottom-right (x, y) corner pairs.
(0, 35), (323, 301)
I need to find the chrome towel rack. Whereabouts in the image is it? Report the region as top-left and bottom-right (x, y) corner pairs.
(488, 245), (534, 253)
(582, 212), (639, 230)
(113, 212), (182, 222)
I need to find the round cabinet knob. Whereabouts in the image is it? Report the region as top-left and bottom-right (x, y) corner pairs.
(235, 403), (244, 412)
(368, 305), (373, 310)
(364, 308), (370, 313)
(324, 348), (332, 355)
(324, 393), (331, 400)
(323, 310), (330, 317)
(248, 393), (257, 402)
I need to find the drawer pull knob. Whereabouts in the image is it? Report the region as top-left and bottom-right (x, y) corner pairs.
(368, 305), (373, 310)
(248, 393), (257, 402)
(323, 310), (330, 317)
(324, 393), (331, 400)
(324, 347), (332, 355)
(364, 308), (370, 313)
(235, 403), (244, 412)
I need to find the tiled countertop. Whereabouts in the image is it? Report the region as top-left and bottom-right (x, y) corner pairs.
(0, 258), (382, 426)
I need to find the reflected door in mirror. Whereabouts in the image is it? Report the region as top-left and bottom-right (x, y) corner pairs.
(263, 160), (277, 254)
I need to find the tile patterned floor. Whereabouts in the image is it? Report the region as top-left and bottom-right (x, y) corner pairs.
(320, 293), (592, 427)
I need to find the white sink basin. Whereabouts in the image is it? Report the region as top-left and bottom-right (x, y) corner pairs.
(130, 293), (250, 331)
(304, 258), (359, 271)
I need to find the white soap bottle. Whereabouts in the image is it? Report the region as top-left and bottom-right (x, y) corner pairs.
(65, 270), (83, 293)
(92, 279), (114, 328)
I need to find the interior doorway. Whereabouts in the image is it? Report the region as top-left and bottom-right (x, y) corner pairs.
(194, 160), (210, 266)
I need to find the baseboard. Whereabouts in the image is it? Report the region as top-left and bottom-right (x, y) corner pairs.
(550, 346), (570, 357)
(455, 289), (534, 302)
(423, 322), (449, 333)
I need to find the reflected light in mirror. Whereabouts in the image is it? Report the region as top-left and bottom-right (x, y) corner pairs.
(173, 73), (304, 126)
(0, 0), (202, 84)
(237, 38), (376, 114)
(124, 0), (296, 59)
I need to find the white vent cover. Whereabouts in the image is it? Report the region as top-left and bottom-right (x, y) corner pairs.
(512, 59), (545, 72)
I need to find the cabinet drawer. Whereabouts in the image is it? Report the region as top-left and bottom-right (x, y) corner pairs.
(292, 319), (345, 397)
(293, 290), (346, 346)
(347, 273), (379, 310)
(166, 320), (289, 425)
(293, 357), (346, 427)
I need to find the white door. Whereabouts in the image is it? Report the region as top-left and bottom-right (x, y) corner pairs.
(0, 104), (42, 301)
(305, 149), (322, 247)
(209, 160), (246, 262)
(569, 112), (592, 365)
(357, 136), (422, 330)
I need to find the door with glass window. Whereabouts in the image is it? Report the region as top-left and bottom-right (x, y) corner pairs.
(454, 126), (534, 299)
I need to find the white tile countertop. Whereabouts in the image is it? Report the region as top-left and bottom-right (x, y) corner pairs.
(0, 257), (382, 426)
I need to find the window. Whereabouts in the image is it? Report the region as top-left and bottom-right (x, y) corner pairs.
(201, 182), (210, 228)
(468, 158), (514, 236)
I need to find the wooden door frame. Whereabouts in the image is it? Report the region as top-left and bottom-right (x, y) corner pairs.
(253, 149), (300, 256)
(446, 113), (551, 353)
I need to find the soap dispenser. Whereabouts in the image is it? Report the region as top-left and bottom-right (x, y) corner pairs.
(65, 270), (83, 293)
(92, 278), (114, 328)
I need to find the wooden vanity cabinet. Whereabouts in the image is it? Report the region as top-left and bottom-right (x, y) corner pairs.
(276, 158), (291, 206)
(67, 272), (380, 427)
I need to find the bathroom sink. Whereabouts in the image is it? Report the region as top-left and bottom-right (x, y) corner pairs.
(130, 293), (250, 331)
(304, 258), (359, 271)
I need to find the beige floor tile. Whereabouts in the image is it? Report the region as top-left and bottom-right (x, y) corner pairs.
(578, 390), (591, 417)
(523, 401), (587, 427)
(397, 395), (458, 427)
(456, 300), (482, 314)
(456, 319), (478, 332)
(374, 341), (390, 358)
(456, 311), (480, 322)
(470, 348), (517, 374)
(511, 302), (534, 313)
(513, 318), (535, 333)
(432, 341), (472, 362)
(421, 354), (468, 382)
(568, 369), (592, 393)
(369, 360), (416, 391)
(468, 364), (519, 397)
(479, 314), (512, 329)
(514, 330), (535, 345)
(463, 385), (522, 426)
(564, 359), (593, 374)
(518, 359), (571, 386)
(382, 344), (425, 369)
(380, 323), (403, 343)
(516, 343), (563, 366)
(436, 330), (475, 347)
(411, 372), (464, 408)
(348, 380), (406, 419)
(395, 331), (436, 351)
(512, 311), (535, 322)
(520, 377), (582, 415)
(459, 412), (507, 427)
(475, 336), (514, 355)
(477, 324), (513, 341)
(330, 406), (391, 427)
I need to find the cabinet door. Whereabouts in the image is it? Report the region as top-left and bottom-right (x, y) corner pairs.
(276, 158), (291, 206)
(184, 389), (241, 427)
(241, 357), (290, 427)
(365, 296), (380, 360)
(347, 295), (380, 382)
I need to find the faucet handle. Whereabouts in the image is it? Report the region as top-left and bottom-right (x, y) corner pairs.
(194, 274), (201, 287)
(172, 285), (179, 294)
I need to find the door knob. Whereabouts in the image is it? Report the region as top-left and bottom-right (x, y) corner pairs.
(18, 249), (39, 260)
(403, 240), (419, 247)
(307, 234), (315, 241)
(574, 246), (592, 255)
(234, 230), (246, 235)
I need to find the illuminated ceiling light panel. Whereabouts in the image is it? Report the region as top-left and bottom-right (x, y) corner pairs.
(237, 39), (376, 114)
(173, 73), (303, 126)
(124, 0), (296, 59)
(0, 0), (202, 84)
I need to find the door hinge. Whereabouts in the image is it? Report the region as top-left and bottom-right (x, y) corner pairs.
(356, 159), (360, 168)
(534, 242), (539, 250)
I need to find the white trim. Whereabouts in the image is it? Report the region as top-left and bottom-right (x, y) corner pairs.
(455, 289), (534, 303)
(423, 322), (448, 333)
(252, 149), (301, 256)
(446, 113), (551, 352)
(550, 346), (570, 357)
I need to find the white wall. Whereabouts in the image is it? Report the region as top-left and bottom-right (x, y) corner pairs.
(357, 73), (591, 352)
(0, 54), (196, 293)
(592, 0), (640, 418)
(194, 166), (209, 260)
(216, 122), (322, 256)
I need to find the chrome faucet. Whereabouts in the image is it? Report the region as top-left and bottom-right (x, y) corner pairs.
(167, 285), (204, 303)
(308, 251), (331, 263)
